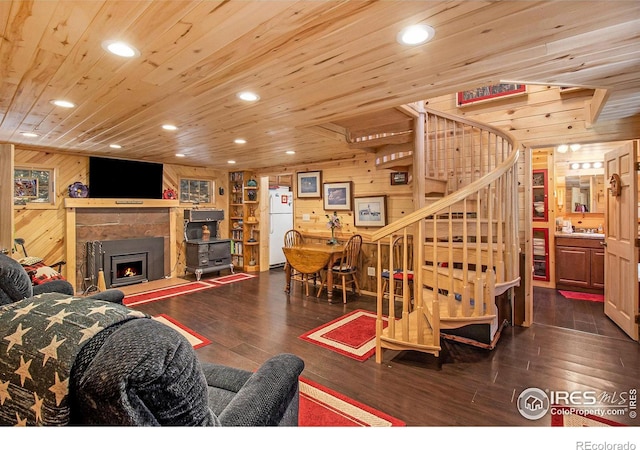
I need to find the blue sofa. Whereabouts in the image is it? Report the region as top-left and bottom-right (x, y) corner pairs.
(0, 292), (304, 426)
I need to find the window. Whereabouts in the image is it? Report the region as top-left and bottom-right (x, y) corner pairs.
(179, 178), (214, 204)
(14, 166), (56, 206)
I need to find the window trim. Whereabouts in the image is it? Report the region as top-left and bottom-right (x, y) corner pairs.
(179, 177), (215, 205)
(13, 164), (57, 209)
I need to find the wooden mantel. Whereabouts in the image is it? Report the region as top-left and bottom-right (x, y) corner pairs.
(64, 198), (180, 290)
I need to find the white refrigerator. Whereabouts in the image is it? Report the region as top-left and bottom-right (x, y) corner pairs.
(269, 187), (293, 267)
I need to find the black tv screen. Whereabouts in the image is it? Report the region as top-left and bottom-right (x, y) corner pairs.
(89, 157), (164, 199)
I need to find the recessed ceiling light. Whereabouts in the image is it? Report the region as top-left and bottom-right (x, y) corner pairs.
(102, 40), (140, 58)
(162, 124), (178, 131)
(397, 24), (435, 46)
(51, 99), (75, 108)
(21, 132), (38, 137)
(227, 160), (236, 164)
(237, 91), (260, 102)
(109, 144), (122, 149)
(285, 150), (295, 155)
(556, 144), (569, 154)
(175, 153), (185, 158)
(234, 138), (247, 144)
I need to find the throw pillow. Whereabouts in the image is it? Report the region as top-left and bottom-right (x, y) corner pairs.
(20, 260), (65, 285)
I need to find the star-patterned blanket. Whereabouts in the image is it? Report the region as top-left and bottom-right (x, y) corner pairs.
(0, 293), (147, 426)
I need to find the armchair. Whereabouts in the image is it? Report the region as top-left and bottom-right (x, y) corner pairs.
(0, 293), (304, 426)
(0, 253), (124, 305)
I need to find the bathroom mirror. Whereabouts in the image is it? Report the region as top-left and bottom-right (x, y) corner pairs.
(564, 174), (605, 214)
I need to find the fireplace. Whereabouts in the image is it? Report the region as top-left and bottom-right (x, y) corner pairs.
(90, 237), (165, 289)
(111, 252), (148, 287)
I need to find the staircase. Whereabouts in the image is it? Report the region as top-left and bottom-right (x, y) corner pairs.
(366, 104), (521, 362)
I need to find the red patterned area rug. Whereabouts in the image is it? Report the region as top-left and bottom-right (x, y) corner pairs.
(205, 272), (255, 285)
(123, 281), (217, 306)
(551, 406), (627, 427)
(559, 290), (605, 302)
(299, 309), (388, 362)
(152, 314), (211, 349)
(299, 377), (405, 427)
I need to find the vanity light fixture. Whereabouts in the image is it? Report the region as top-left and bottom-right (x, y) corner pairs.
(162, 124), (178, 131)
(570, 144), (582, 152)
(237, 91), (260, 102)
(234, 138), (247, 144)
(556, 144), (569, 153)
(397, 24), (435, 46)
(568, 161), (602, 170)
(102, 40), (140, 58)
(51, 99), (75, 108)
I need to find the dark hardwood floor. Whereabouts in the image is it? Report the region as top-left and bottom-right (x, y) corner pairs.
(130, 269), (640, 427)
(533, 286), (630, 339)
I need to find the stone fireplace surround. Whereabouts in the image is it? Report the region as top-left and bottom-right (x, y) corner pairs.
(64, 199), (179, 293)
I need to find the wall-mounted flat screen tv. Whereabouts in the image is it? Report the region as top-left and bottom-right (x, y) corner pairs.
(89, 157), (164, 199)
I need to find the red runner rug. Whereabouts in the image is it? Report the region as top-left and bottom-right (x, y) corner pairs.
(123, 273), (255, 306)
(299, 309), (388, 362)
(551, 405), (627, 427)
(559, 290), (605, 302)
(123, 281), (217, 306)
(299, 377), (405, 426)
(205, 272), (255, 285)
(152, 314), (211, 349)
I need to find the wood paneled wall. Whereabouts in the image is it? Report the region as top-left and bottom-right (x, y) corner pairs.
(0, 144), (14, 253)
(11, 147), (228, 281)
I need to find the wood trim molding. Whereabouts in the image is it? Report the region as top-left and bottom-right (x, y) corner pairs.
(64, 198), (179, 289)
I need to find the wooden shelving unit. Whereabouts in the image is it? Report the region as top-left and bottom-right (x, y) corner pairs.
(229, 171), (260, 272)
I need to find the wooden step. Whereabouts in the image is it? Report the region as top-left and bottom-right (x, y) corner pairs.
(379, 310), (440, 355)
(421, 288), (497, 329)
(422, 220), (499, 240)
(424, 176), (447, 195)
(423, 242), (504, 268)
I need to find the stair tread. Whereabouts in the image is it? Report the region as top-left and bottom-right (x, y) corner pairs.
(380, 310), (439, 350)
(420, 289), (496, 324)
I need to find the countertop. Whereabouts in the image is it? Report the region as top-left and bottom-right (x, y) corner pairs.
(554, 232), (605, 240)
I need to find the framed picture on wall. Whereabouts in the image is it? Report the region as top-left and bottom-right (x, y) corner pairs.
(456, 83), (526, 107)
(297, 171), (322, 198)
(354, 196), (386, 227)
(323, 181), (352, 211)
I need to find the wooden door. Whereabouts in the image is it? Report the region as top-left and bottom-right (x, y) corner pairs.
(604, 141), (639, 341)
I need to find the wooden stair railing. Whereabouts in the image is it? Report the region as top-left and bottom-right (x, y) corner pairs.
(372, 107), (521, 363)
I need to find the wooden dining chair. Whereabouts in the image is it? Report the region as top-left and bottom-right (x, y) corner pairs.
(317, 234), (363, 303)
(381, 235), (414, 310)
(283, 229), (315, 296)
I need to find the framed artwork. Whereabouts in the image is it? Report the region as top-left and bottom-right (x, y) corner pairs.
(456, 83), (526, 107)
(390, 172), (409, 185)
(323, 181), (352, 211)
(354, 196), (386, 227)
(297, 171), (322, 198)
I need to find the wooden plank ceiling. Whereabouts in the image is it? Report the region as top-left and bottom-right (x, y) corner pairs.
(0, 1), (639, 170)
